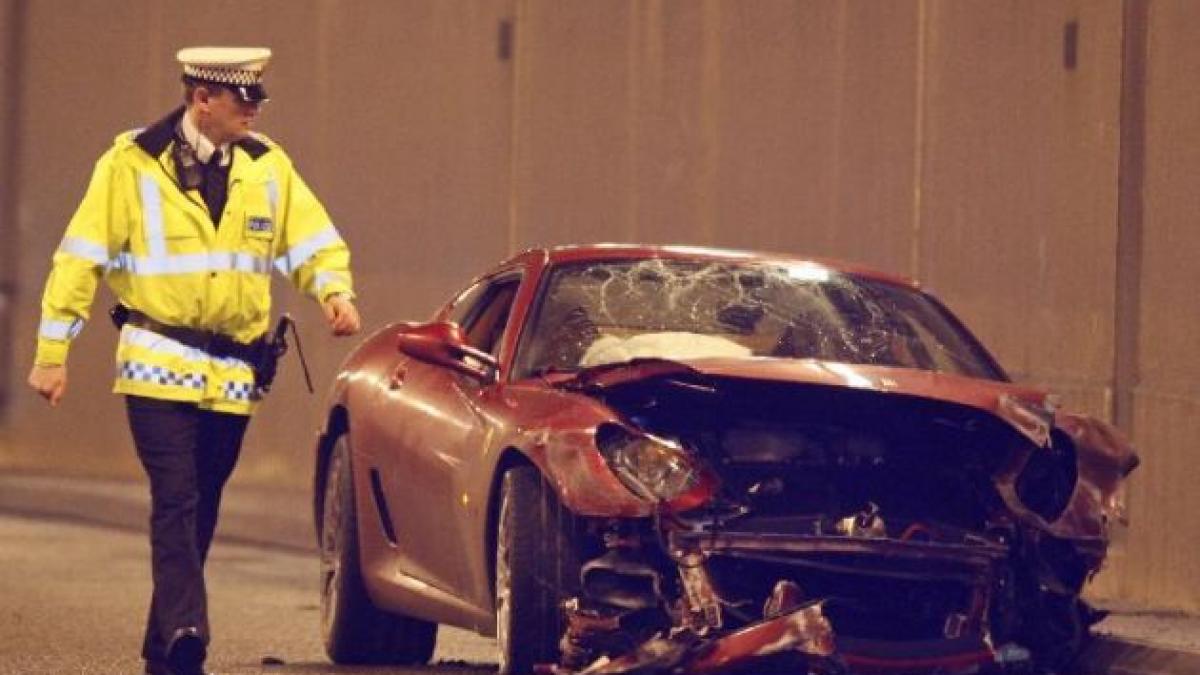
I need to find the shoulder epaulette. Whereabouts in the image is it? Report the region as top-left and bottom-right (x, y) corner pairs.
(134, 106), (186, 158)
(235, 133), (272, 160)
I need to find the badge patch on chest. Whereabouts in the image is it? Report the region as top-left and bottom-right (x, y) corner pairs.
(247, 216), (274, 235)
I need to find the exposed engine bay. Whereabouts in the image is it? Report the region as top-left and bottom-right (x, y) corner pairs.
(545, 370), (1135, 674)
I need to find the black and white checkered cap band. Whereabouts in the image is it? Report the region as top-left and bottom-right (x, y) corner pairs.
(183, 64), (263, 87)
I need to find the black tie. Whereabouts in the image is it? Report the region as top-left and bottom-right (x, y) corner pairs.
(201, 149), (229, 227)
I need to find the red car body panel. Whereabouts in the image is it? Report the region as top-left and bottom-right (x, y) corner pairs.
(314, 244), (1137, 673)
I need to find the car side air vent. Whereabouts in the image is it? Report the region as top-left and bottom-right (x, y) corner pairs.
(369, 468), (399, 545)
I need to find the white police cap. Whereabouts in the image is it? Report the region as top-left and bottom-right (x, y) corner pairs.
(177, 46), (271, 102)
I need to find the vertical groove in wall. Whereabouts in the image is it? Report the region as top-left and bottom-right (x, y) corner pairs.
(909, 0), (928, 280)
(641, 1), (664, 245)
(314, 0), (335, 191)
(825, 1), (848, 253)
(0, 0), (27, 419)
(1113, 0), (1148, 436)
(145, 0), (164, 117)
(698, 0), (721, 245)
(506, 0), (526, 254)
(625, 4), (640, 242)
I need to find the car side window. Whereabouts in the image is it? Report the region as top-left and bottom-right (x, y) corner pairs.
(459, 278), (522, 357)
(447, 281), (490, 327)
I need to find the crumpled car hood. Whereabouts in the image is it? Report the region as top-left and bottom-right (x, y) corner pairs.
(560, 356), (1059, 445)
(538, 356), (1139, 674)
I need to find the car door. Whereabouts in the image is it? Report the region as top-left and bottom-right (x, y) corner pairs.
(374, 272), (522, 596)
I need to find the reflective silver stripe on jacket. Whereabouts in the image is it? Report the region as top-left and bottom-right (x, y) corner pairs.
(121, 325), (254, 370)
(274, 224), (341, 275)
(314, 270), (350, 297)
(122, 325), (209, 362)
(126, 173), (273, 276)
(139, 174), (167, 258)
(266, 178), (279, 220)
(108, 251), (272, 276)
(57, 236), (110, 265)
(39, 318), (84, 341)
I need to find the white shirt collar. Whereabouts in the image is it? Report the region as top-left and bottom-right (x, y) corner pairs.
(179, 110), (232, 166)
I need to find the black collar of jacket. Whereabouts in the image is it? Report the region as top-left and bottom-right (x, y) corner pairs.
(134, 106), (271, 160)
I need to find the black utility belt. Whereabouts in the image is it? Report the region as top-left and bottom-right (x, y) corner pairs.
(109, 305), (264, 364)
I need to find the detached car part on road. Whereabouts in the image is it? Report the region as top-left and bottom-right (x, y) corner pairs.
(312, 245), (1137, 674)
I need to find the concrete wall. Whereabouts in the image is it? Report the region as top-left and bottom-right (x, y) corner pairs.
(0, 0), (22, 418)
(918, 1), (1122, 420)
(1, 0), (1197, 610)
(1120, 0), (1200, 611)
(511, 1), (922, 264)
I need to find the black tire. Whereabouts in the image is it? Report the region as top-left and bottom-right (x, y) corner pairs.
(496, 465), (583, 675)
(1024, 592), (1088, 672)
(320, 434), (437, 664)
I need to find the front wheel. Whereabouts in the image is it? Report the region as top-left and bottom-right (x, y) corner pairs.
(496, 465), (583, 675)
(320, 434), (437, 664)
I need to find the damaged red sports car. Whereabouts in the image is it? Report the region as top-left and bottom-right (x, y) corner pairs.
(312, 244), (1137, 674)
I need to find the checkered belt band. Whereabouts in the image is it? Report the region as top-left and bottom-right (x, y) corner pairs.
(118, 361), (206, 390)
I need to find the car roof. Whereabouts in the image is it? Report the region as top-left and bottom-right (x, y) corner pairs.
(501, 243), (921, 290)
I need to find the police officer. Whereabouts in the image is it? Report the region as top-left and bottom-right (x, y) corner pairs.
(27, 47), (361, 675)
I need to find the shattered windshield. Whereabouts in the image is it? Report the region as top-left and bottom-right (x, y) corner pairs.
(514, 258), (1004, 381)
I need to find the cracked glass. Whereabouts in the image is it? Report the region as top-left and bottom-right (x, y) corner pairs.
(514, 258), (1003, 382)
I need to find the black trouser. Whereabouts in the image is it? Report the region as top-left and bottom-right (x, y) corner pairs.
(125, 395), (250, 664)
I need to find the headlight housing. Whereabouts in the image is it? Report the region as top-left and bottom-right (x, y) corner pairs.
(596, 424), (716, 511)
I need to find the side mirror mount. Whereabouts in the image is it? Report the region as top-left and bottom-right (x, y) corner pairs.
(395, 321), (499, 383)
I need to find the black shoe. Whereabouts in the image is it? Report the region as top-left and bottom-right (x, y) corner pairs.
(144, 661), (210, 675)
(165, 627), (207, 675)
(145, 665), (210, 675)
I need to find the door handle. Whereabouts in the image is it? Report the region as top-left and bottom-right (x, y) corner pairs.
(388, 364), (407, 390)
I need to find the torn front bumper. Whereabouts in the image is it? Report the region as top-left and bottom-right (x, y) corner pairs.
(560, 603), (1004, 675)
(554, 525), (1023, 674)
(678, 528), (1010, 674)
(562, 602), (835, 675)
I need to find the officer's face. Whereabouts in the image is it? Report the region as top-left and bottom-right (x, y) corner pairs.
(197, 86), (261, 145)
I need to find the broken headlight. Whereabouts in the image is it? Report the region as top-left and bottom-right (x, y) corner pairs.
(596, 424), (715, 511)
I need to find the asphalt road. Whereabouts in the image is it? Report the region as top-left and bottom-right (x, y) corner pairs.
(8, 507), (1200, 675)
(0, 513), (498, 675)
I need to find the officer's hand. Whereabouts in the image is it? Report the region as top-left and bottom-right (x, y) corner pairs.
(28, 364), (68, 407)
(323, 295), (361, 337)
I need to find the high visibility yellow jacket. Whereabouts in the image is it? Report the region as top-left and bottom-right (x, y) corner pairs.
(35, 107), (354, 414)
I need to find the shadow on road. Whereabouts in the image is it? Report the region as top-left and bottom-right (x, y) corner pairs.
(245, 661), (495, 674)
